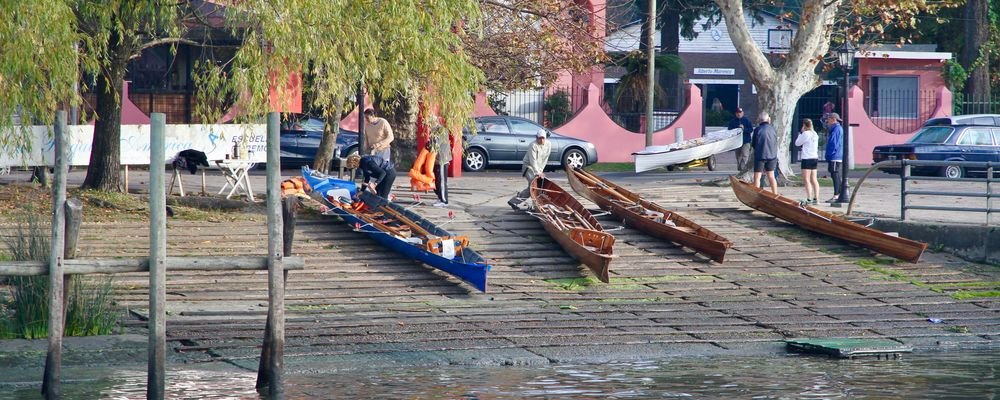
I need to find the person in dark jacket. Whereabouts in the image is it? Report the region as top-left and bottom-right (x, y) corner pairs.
(346, 153), (396, 199)
(727, 107), (754, 174)
(823, 113), (845, 202)
(751, 111), (778, 194)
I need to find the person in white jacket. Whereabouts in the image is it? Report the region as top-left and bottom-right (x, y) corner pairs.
(795, 118), (820, 205)
(507, 129), (551, 210)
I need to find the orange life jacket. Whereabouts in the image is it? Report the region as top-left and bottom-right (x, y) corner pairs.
(408, 148), (436, 192)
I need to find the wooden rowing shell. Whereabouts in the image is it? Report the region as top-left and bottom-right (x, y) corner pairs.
(529, 177), (615, 282)
(566, 167), (732, 263)
(729, 176), (926, 263)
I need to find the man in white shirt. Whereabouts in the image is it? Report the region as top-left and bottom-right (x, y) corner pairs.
(507, 129), (551, 210)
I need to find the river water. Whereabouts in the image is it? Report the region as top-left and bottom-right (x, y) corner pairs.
(2, 351), (997, 399)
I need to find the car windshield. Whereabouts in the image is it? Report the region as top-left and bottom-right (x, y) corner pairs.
(906, 126), (953, 144)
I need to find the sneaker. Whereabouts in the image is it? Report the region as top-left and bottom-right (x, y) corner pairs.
(826, 196), (839, 203)
(810, 198), (818, 205)
(432, 202), (448, 208)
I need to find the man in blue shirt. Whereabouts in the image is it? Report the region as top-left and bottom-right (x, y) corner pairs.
(346, 153), (396, 199)
(824, 113), (844, 202)
(728, 107), (754, 174)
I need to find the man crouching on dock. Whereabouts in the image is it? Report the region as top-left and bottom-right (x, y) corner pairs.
(508, 129), (551, 211)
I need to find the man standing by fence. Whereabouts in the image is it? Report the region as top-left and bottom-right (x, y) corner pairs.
(824, 113), (845, 202)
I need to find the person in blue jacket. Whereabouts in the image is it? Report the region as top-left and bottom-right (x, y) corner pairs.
(824, 113), (844, 202)
(751, 111), (778, 194)
(728, 107), (754, 174)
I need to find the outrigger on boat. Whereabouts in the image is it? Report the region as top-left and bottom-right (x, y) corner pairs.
(728, 176), (927, 263)
(632, 128), (742, 173)
(301, 167), (491, 292)
(528, 176), (615, 282)
(566, 167), (732, 263)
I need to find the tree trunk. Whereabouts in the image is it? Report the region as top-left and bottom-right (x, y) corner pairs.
(312, 100), (343, 173)
(638, 0), (651, 51)
(961, 0), (990, 100)
(82, 65), (125, 192)
(659, 2), (681, 110)
(381, 84), (420, 171)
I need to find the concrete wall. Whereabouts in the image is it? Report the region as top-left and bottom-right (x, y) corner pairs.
(847, 85), (952, 165)
(872, 219), (1000, 265)
(550, 83), (704, 162)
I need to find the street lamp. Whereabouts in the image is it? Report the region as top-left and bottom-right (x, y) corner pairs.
(835, 40), (855, 204)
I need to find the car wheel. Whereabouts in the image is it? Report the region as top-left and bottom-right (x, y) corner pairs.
(562, 148), (587, 169)
(706, 155), (717, 171)
(463, 148), (487, 171)
(941, 164), (964, 179)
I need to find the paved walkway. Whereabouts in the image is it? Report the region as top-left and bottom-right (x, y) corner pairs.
(3, 164), (996, 375)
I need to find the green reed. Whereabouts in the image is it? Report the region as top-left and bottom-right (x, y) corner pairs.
(1, 207), (120, 338)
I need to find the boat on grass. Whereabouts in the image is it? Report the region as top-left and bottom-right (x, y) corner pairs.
(566, 167), (732, 263)
(632, 128), (742, 173)
(302, 167), (491, 292)
(728, 176), (926, 263)
(529, 176), (615, 282)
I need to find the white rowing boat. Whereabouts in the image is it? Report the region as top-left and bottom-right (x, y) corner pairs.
(632, 128), (742, 173)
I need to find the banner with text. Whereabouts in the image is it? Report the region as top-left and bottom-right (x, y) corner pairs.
(0, 124), (267, 167)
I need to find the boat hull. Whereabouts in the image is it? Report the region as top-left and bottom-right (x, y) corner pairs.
(632, 129), (742, 173)
(302, 167), (491, 292)
(529, 177), (615, 283)
(566, 167), (731, 263)
(728, 176), (927, 263)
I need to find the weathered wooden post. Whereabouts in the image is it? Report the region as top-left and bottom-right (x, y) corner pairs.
(148, 113), (168, 399)
(63, 198), (83, 260)
(258, 195), (296, 391)
(61, 198), (83, 327)
(42, 111), (68, 399)
(261, 112), (286, 397)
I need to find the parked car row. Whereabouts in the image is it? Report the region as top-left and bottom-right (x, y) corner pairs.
(269, 114), (600, 172)
(872, 114), (1000, 179)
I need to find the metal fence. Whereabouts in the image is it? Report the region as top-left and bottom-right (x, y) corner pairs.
(862, 89), (938, 135)
(487, 86), (588, 127)
(852, 160), (997, 225)
(954, 92), (1000, 115)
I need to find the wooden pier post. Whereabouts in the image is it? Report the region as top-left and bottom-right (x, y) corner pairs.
(258, 195), (295, 391)
(42, 111), (68, 399)
(257, 112), (286, 397)
(147, 113), (167, 399)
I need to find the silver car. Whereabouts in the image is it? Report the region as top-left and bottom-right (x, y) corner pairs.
(462, 116), (599, 171)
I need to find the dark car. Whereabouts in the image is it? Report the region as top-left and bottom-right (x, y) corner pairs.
(872, 114), (1000, 179)
(461, 116), (599, 171)
(276, 115), (360, 169)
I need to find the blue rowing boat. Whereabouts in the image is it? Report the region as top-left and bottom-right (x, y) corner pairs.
(301, 167), (491, 292)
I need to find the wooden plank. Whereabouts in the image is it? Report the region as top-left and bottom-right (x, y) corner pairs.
(0, 256), (306, 275)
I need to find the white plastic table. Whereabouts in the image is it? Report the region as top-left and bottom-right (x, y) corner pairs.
(216, 159), (255, 201)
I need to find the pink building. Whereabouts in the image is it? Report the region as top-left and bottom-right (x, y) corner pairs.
(848, 45), (953, 165)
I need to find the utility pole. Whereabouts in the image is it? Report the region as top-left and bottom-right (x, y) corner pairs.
(645, 0), (656, 147)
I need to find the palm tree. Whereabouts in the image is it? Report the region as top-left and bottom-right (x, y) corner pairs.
(607, 51), (683, 132)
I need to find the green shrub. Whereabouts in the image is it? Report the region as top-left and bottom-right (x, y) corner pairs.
(544, 90), (572, 128)
(0, 208), (120, 339)
(705, 109), (734, 126)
